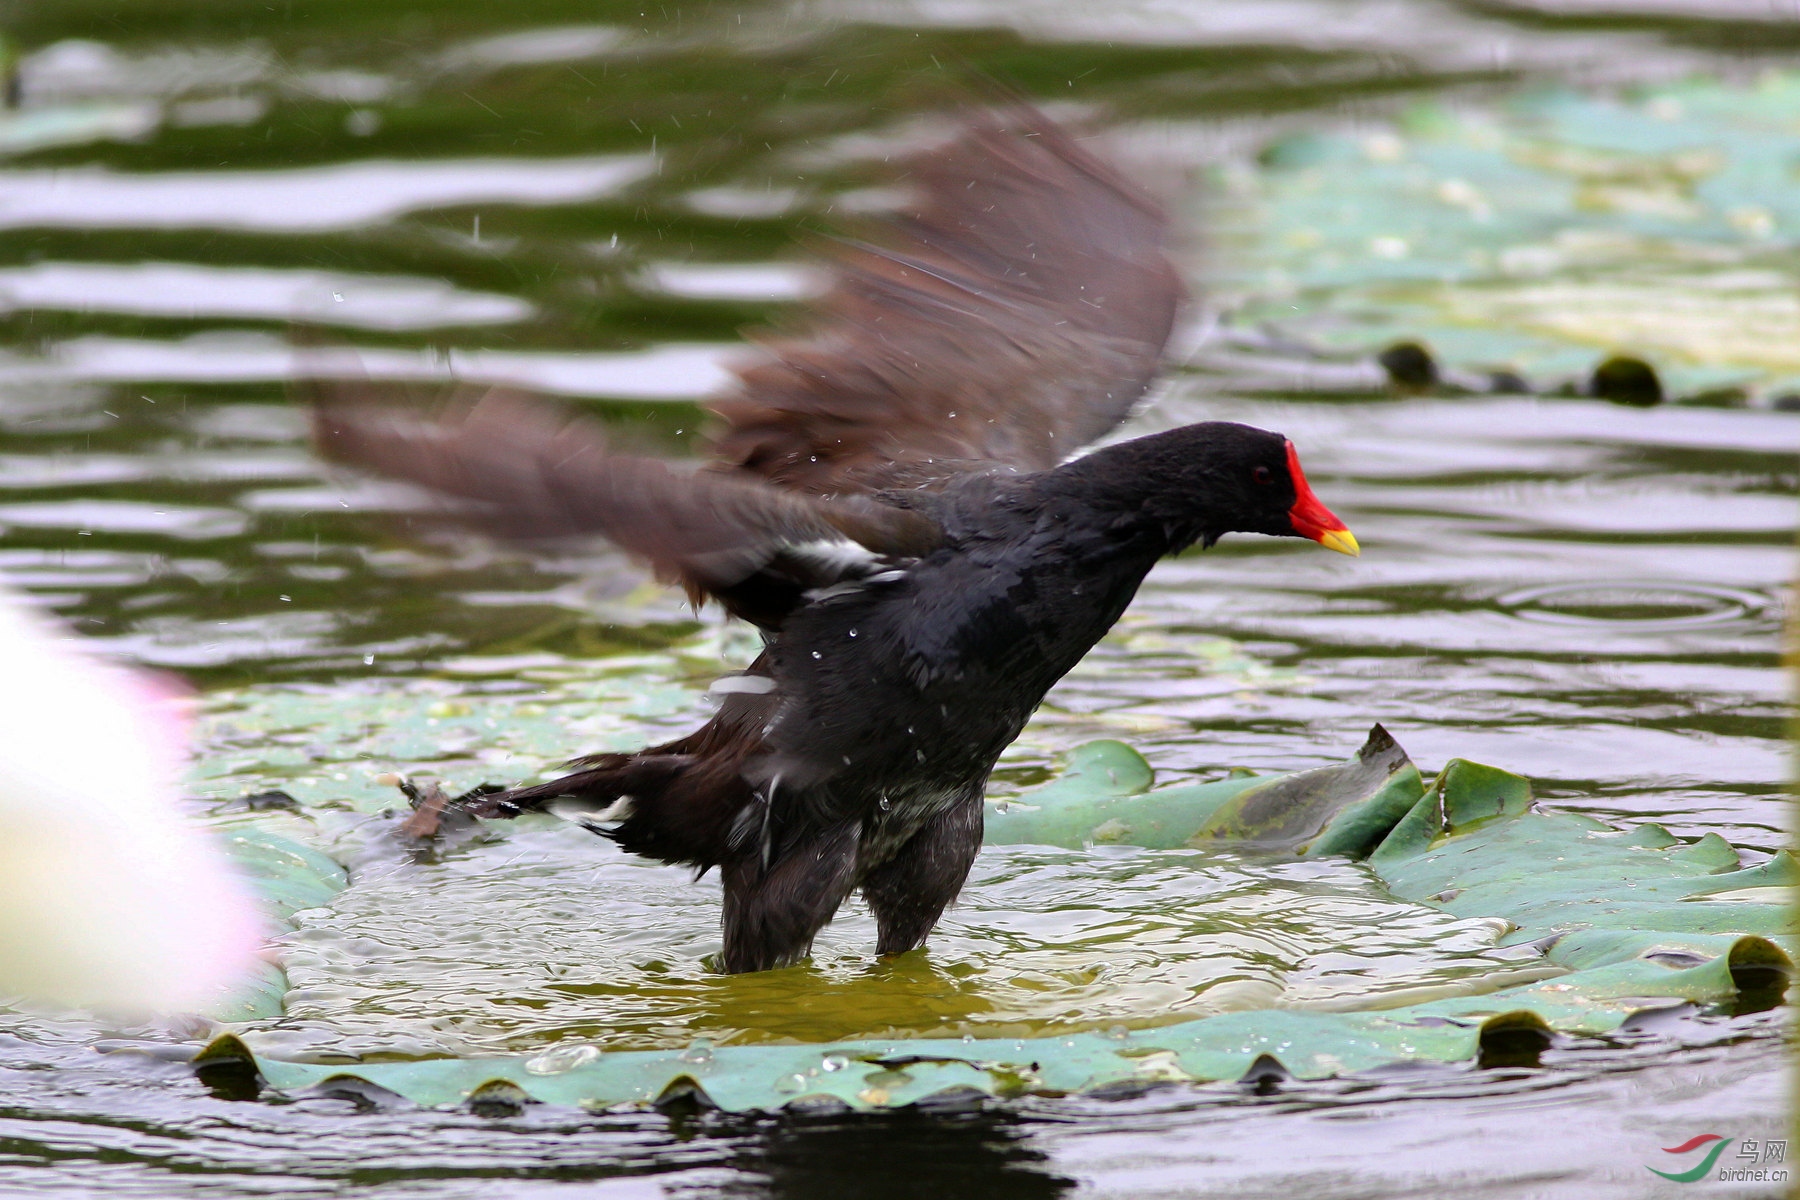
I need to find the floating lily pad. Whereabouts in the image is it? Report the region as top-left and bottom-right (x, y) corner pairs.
(193, 697), (1790, 1111)
(190, 667), (700, 816)
(985, 723), (1423, 856)
(204, 824), (348, 1021)
(1213, 73), (1800, 398)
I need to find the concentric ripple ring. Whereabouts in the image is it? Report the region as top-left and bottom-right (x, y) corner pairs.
(1497, 582), (1770, 630)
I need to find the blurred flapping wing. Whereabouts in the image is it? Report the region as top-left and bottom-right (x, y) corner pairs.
(709, 105), (1184, 494)
(312, 390), (942, 625)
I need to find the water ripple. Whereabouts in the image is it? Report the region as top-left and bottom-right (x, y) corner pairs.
(1497, 581), (1773, 630)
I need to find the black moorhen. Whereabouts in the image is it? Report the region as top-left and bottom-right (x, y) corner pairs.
(311, 107), (1359, 973)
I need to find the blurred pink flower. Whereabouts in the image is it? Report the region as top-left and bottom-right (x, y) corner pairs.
(0, 584), (263, 1014)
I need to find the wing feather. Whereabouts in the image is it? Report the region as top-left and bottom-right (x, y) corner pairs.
(311, 390), (941, 618)
(709, 105), (1183, 493)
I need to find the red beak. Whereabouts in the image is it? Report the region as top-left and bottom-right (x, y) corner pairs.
(1285, 441), (1359, 556)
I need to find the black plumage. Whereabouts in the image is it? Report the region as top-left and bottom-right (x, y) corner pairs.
(310, 106), (1358, 973)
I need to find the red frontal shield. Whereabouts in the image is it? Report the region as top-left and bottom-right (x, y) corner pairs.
(1285, 441), (1358, 556)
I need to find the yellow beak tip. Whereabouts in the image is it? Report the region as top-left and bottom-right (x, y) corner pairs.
(1317, 529), (1360, 557)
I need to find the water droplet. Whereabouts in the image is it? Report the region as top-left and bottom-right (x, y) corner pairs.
(525, 1043), (601, 1075)
(877, 796), (891, 812)
(679, 1040), (714, 1065)
(363, 654), (375, 666)
(821, 1054), (848, 1072)
(330, 291), (344, 303)
(811, 650), (822, 659)
(905, 726), (914, 735)
(774, 1073), (808, 1094)
(1105, 1024), (1130, 1040)
(947, 411), (957, 418)
(847, 628), (857, 638)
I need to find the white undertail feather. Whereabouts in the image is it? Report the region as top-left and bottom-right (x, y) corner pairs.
(787, 538), (881, 577)
(548, 795), (636, 832)
(708, 674), (777, 696)
(805, 567), (908, 603)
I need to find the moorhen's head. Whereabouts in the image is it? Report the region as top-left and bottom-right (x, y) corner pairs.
(1116, 421), (1360, 556)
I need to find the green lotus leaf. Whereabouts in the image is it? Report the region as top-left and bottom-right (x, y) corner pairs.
(194, 698), (1788, 1111)
(1218, 73), (1800, 397)
(213, 824), (348, 923)
(984, 724), (1421, 854)
(202, 824), (349, 1020)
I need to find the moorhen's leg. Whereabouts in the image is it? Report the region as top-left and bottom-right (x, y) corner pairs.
(862, 788), (984, 957)
(718, 821), (860, 973)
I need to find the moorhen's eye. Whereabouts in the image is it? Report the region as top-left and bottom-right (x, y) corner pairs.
(1252, 465), (1273, 485)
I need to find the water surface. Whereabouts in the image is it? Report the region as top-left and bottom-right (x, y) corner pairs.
(0, 0), (1792, 1195)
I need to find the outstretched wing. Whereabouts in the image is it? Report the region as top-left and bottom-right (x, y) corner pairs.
(311, 390), (942, 628)
(709, 105), (1183, 494)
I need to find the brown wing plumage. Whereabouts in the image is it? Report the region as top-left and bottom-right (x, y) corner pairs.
(708, 105), (1183, 494)
(311, 390), (942, 614)
(306, 104), (1174, 621)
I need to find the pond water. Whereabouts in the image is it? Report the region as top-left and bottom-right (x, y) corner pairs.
(0, 0), (1793, 1196)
